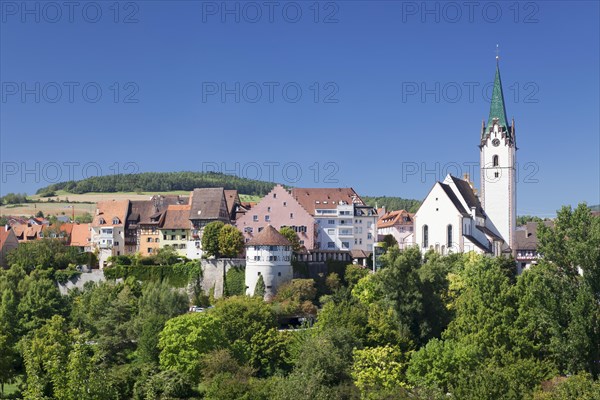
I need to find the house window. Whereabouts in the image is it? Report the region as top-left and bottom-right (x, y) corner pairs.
(328, 220), (335, 225)
(148, 248), (153, 253)
(171, 235), (176, 240)
(493, 155), (499, 167)
(253, 215), (258, 222)
(147, 238), (152, 242)
(267, 207), (271, 212)
(181, 234), (186, 240)
(447, 224), (453, 247)
(273, 193), (277, 198)
(495, 172), (499, 178)
(367, 233), (372, 239)
(327, 242), (335, 249)
(114, 242), (119, 246)
(422, 225), (429, 248)
(341, 242), (349, 249)
(163, 235), (167, 240)
(258, 227), (263, 232)
(278, 272), (281, 276)
(290, 213), (294, 219)
(327, 228), (335, 234)
(265, 215), (270, 222)
(283, 202), (287, 207)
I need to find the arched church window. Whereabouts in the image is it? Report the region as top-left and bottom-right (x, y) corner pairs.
(422, 225), (428, 248)
(447, 224), (453, 247)
(493, 155), (499, 167)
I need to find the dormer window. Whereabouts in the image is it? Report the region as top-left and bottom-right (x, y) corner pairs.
(99, 218), (106, 225)
(112, 217), (120, 225)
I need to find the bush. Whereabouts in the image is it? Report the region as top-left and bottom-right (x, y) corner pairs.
(224, 266), (245, 296)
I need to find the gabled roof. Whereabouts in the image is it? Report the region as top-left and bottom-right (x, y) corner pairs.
(0, 226), (18, 249)
(11, 223), (43, 241)
(93, 200), (129, 227)
(70, 223), (91, 247)
(189, 188), (228, 220)
(224, 190), (240, 219)
(161, 205), (192, 230)
(378, 210), (413, 229)
(448, 176), (485, 218)
(290, 187), (364, 214)
(514, 221), (554, 250)
(439, 183), (470, 216)
(247, 225), (291, 246)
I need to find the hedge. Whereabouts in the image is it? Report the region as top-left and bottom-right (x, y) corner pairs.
(104, 261), (201, 288)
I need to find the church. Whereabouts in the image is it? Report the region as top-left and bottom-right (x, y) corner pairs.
(413, 58), (516, 256)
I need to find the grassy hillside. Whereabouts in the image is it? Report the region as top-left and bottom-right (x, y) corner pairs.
(36, 171), (278, 196)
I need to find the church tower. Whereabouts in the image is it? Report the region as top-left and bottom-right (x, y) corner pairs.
(479, 57), (517, 250)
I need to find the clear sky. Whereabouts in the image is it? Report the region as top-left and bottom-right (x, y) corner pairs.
(1, 0), (599, 216)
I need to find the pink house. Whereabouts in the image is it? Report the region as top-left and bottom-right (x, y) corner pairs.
(235, 185), (316, 250)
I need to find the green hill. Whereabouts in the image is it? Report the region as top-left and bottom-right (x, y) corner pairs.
(35, 171), (422, 212)
(36, 171), (278, 197)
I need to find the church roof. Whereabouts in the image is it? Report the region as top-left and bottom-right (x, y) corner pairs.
(247, 225), (291, 247)
(449, 176), (485, 218)
(486, 62), (509, 132)
(439, 184), (470, 217)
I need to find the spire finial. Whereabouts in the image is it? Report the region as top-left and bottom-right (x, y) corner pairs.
(495, 44), (500, 63)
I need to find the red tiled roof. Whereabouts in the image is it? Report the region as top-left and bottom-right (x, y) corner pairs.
(93, 200), (129, 227)
(0, 226), (17, 248)
(290, 188), (364, 214)
(70, 224), (91, 247)
(161, 205), (191, 230)
(247, 225), (291, 246)
(377, 210), (413, 229)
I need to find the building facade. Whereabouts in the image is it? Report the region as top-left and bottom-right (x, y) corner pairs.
(414, 59), (516, 256)
(290, 188), (378, 253)
(244, 225), (293, 300)
(377, 209), (414, 249)
(91, 200), (129, 268)
(236, 185), (316, 250)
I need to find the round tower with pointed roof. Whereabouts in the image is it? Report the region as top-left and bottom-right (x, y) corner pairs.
(245, 225), (293, 299)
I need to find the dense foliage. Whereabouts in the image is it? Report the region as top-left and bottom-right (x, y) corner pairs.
(0, 203), (598, 399)
(361, 196), (422, 213)
(35, 172), (278, 196)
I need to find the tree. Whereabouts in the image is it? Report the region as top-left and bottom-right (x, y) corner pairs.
(158, 312), (224, 381)
(381, 234), (398, 249)
(224, 266), (245, 297)
(134, 281), (189, 364)
(351, 345), (409, 396)
(218, 225), (244, 258)
(17, 270), (67, 333)
(254, 274), (266, 299)
(35, 210), (44, 218)
(212, 296), (277, 365)
(21, 315), (71, 400)
(279, 227), (302, 252)
(0, 288), (19, 394)
(202, 221), (224, 258)
(154, 246), (180, 266)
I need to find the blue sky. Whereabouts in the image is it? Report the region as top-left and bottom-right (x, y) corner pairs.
(1, 0), (599, 216)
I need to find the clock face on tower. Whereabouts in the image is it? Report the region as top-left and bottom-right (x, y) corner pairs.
(492, 138), (500, 147)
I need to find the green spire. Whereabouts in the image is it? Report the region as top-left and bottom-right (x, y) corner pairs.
(486, 61), (509, 131)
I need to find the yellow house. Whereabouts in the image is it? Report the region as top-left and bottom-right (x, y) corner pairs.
(158, 205), (191, 257)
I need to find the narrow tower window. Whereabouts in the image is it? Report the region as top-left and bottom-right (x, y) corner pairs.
(493, 155), (499, 167)
(422, 225), (429, 248)
(447, 224), (453, 248)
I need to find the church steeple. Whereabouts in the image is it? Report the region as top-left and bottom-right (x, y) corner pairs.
(487, 61), (509, 131)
